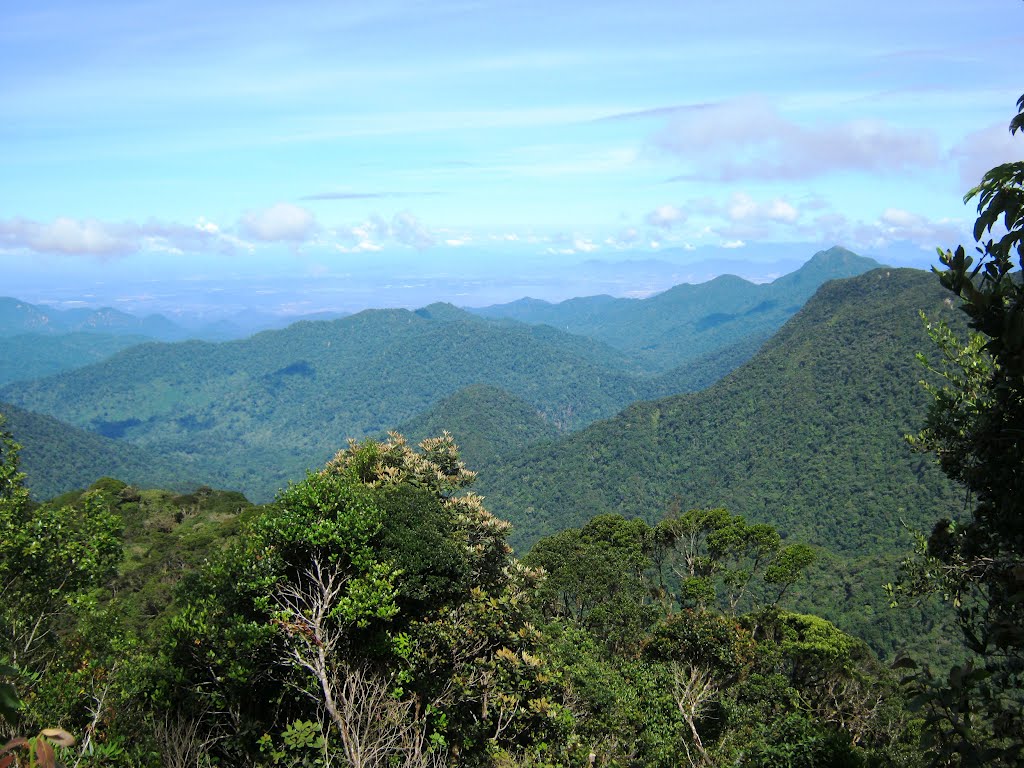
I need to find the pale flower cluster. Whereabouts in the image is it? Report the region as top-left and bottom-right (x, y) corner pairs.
(325, 431), (477, 495)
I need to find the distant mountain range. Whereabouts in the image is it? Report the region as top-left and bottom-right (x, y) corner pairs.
(471, 246), (880, 372)
(0, 246), (885, 502)
(0, 296), (352, 343)
(0, 297), (190, 340)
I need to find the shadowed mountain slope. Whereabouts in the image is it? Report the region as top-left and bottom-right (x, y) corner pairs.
(479, 268), (963, 555)
(0, 402), (202, 499)
(394, 384), (560, 469)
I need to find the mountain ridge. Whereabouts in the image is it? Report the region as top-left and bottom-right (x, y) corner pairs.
(477, 266), (962, 556)
(469, 246), (881, 371)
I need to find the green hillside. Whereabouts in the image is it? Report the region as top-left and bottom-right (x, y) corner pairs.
(479, 267), (963, 555)
(471, 246), (880, 372)
(0, 250), (893, 506)
(0, 332), (150, 386)
(0, 402), (203, 498)
(0, 306), (654, 500)
(394, 383), (559, 469)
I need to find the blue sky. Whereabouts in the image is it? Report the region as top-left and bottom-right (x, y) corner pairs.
(1, 0), (1022, 316)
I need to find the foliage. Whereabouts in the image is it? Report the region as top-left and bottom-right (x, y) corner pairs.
(896, 92), (1024, 766)
(167, 433), (568, 766)
(0, 418), (122, 674)
(0, 405), (934, 767)
(0, 727), (74, 768)
(524, 511), (917, 767)
(524, 514), (656, 654)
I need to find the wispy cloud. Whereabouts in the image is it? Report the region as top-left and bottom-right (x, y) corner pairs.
(593, 102), (714, 124)
(299, 191), (390, 201)
(656, 97), (941, 181)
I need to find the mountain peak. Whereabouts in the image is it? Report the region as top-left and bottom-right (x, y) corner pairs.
(414, 302), (477, 322)
(771, 246), (882, 291)
(803, 245), (881, 271)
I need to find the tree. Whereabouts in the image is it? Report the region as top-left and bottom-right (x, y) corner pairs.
(169, 433), (568, 767)
(0, 416), (122, 729)
(903, 93), (1024, 764)
(652, 508), (813, 614)
(524, 514), (656, 652)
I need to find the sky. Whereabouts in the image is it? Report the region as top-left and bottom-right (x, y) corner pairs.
(1, 0), (1022, 318)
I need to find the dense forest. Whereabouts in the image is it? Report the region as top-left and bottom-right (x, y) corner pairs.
(0, 431), (931, 767)
(0, 249), (877, 503)
(1, 101), (1022, 768)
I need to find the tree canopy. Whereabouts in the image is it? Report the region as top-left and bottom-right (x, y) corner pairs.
(899, 92), (1024, 766)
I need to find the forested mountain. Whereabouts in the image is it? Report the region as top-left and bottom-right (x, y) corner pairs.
(0, 401), (198, 498)
(471, 246), (880, 371)
(0, 307), (654, 499)
(2, 432), (926, 767)
(0, 265), (1002, 767)
(0, 248), (884, 503)
(0, 332), (151, 386)
(0, 297), (187, 340)
(479, 267), (963, 555)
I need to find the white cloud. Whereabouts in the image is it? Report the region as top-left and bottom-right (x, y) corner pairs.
(606, 227), (641, 248)
(390, 211), (434, 249)
(335, 211), (435, 251)
(807, 208), (968, 250)
(722, 239), (746, 249)
(196, 217), (221, 234)
(0, 215), (245, 257)
(655, 97), (940, 181)
(32, 217), (131, 255)
(727, 192), (799, 224)
(239, 203), (317, 242)
(0, 217), (135, 256)
(646, 204), (687, 229)
(951, 121), (1024, 189)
